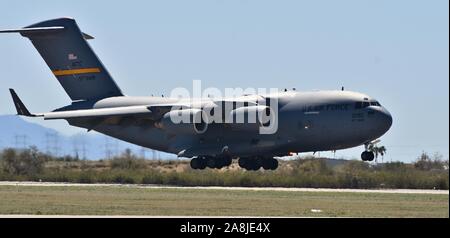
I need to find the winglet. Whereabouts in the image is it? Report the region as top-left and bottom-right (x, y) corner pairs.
(9, 89), (36, 117)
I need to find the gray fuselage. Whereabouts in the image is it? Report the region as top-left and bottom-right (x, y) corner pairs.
(66, 90), (392, 158)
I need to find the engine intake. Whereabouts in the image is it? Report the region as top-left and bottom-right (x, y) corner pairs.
(157, 109), (208, 134)
(228, 105), (273, 131)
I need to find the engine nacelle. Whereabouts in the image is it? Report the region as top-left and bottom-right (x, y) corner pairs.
(228, 105), (273, 131)
(156, 109), (208, 134)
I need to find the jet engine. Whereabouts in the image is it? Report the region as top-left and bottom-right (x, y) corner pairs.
(228, 105), (273, 131)
(157, 109), (208, 134)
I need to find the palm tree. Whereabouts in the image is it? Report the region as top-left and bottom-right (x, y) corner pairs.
(368, 144), (387, 163)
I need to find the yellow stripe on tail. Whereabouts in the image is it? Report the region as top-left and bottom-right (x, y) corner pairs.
(52, 67), (100, 76)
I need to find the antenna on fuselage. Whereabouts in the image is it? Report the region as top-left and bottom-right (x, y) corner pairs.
(341, 86), (344, 91)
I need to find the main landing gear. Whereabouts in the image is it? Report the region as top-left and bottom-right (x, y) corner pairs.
(190, 155), (232, 170)
(238, 157), (278, 171)
(190, 156), (279, 171)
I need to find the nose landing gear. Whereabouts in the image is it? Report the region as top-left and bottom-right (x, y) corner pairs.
(361, 140), (379, 162)
(361, 151), (375, 161)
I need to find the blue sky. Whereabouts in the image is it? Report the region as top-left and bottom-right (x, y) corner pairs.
(0, 0), (448, 162)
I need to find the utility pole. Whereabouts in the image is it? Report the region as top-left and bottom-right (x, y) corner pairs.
(104, 137), (113, 159)
(72, 138), (79, 160)
(45, 132), (60, 156)
(14, 134), (28, 149)
(81, 139), (87, 160)
(45, 132), (51, 154)
(114, 140), (119, 157)
(140, 147), (146, 159)
(152, 149), (156, 160)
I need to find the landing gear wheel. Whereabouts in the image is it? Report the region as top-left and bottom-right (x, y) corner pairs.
(214, 157), (224, 169)
(239, 157), (263, 171)
(361, 151), (375, 161)
(262, 159), (272, 170)
(238, 158), (248, 169)
(270, 159), (278, 170)
(198, 158), (206, 169)
(222, 156), (232, 167)
(206, 156), (216, 168)
(261, 158), (278, 170)
(190, 157), (203, 169)
(248, 158), (261, 171)
(261, 159), (271, 170)
(190, 158), (197, 169)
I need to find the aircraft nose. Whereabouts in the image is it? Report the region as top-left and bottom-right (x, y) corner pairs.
(367, 107), (392, 137)
(379, 108), (393, 132)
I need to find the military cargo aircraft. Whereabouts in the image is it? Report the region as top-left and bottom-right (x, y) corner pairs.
(1, 18), (392, 170)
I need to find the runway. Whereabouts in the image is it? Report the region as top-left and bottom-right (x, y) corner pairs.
(0, 181), (447, 194)
(0, 215), (318, 218)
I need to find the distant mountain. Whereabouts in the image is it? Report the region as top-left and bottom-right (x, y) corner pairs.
(0, 115), (174, 160)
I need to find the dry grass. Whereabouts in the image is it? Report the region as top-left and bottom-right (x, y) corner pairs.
(0, 185), (447, 217)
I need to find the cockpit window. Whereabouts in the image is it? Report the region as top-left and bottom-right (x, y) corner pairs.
(355, 101), (375, 109)
(370, 101), (381, 106)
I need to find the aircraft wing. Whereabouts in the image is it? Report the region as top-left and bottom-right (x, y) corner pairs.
(9, 88), (264, 123)
(9, 88), (176, 121)
(212, 95), (262, 107)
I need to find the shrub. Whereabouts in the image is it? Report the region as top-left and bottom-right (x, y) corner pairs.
(414, 152), (446, 170)
(382, 162), (408, 171)
(0, 148), (448, 190)
(110, 149), (146, 170)
(142, 173), (165, 184)
(113, 174), (136, 184)
(1, 147), (45, 176)
(296, 159), (333, 175)
(77, 174), (93, 183)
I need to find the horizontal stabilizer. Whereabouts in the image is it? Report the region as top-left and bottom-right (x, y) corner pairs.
(0, 26), (65, 34)
(0, 26), (94, 40)
(9, 89), (39, 117)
